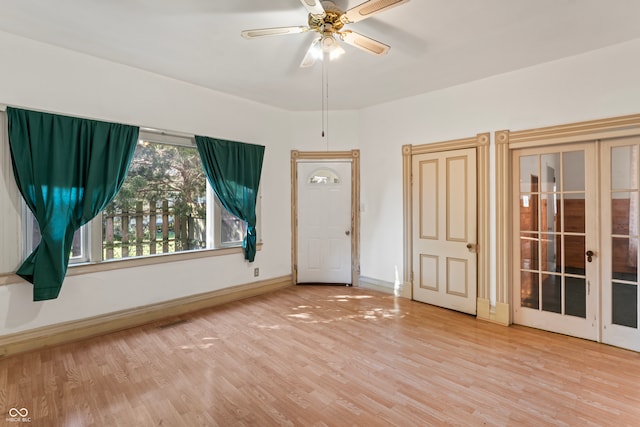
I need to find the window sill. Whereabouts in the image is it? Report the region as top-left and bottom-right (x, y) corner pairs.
(0, 243), (262, 286)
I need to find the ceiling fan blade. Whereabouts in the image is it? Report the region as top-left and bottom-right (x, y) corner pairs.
(342, 0), (410, 24)
(299, 0), (326, 16)
(241, 26), (309, 39)
(340, 31), (390, 55)
(300, 38), (321, 68)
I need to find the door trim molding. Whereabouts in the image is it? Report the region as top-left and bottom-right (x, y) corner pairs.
(291, 150), (360, 286)
(402, 134), (490, 316)
(495, 113), (640, 326)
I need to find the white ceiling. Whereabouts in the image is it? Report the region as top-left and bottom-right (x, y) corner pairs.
(1, 0), (640, 111)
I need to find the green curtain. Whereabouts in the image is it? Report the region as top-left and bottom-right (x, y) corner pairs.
(7, 107), (138, 301)
(194, 136), (265, 262)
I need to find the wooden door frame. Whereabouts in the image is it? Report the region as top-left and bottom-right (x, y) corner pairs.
(291, 150), (360, 286)
(495, 113), (640, 327)
(402, 134), (490, 316)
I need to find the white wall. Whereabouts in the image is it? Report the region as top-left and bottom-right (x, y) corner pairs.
(0, 30), (292, 335)
(288, 110), (360, 152)
(359, 38), (640, 304)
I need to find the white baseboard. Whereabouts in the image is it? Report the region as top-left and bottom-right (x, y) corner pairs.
(358, 276), (395, 295)
(0, 275), (293, 358)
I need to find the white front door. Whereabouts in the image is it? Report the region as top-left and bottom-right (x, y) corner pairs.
(412, 148), (477, 315)
(512, 143), (598, 341)
(601, 137), (640, 351)
(297, 161), (352, 284)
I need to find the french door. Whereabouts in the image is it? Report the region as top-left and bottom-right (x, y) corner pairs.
(514, 138), (640, 351)
(512, 143), (598, 340)
(601, 137), (640, 351)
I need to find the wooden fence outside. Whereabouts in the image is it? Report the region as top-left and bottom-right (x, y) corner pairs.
(103, 200), (205, 260)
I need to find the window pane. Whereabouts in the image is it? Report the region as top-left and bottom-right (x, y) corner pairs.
(541, 233), (561, 273)
(30, 214), (41, 250)
(611, 146), (639, 191)
(565, 277), (586, 318)
(612, 237), (638, 282)
(103, 141), (207, 260)
(29, 213), (85, 261)
(612, 282), (638, 328)
(611, 192), (639, 236)
(519, 155), (538, 193)
(563, 151), (585, 191)
(218, 198), (246, 245)
(563, 194), (585, 233)
(520, 233), (539, 270)
(520, 194), (539, 232)
(309, 168), (341, 184)
(521, 270), (539, 309)
(564, 235), (585, 275)
(541, 193), (558, 233)
(541, 153), (559, 193)
(71, 229), (83, 258)
(541, 274), (562, 314)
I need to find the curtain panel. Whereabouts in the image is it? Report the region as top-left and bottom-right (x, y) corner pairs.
(194, 136), (265, 262)
(7, 107), (138, 300)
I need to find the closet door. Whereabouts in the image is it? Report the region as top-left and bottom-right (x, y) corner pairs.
(412, 148), (477, 315)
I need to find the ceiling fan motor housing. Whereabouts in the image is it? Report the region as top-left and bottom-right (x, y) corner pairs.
(308, 2), (345, 33)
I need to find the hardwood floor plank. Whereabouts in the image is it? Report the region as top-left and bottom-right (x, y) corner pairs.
(2, 285), (640, 426)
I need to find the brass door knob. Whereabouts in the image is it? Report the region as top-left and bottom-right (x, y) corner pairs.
(586, 250), (594, 262)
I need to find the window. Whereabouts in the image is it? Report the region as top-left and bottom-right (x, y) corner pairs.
(103, 136), (209, 260)
(308, 168), (341, 185)
(24, 210), (90, 263)
(23, 130), (254, 264)
(214, 197), (247, 247)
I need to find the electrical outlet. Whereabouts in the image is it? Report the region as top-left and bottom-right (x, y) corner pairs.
(254, 267), (259, 277)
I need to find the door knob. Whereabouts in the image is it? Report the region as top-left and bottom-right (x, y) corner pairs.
(586, 250), (594, 262)
(466, 243), (476, 253)
(345, 230), (350, 236)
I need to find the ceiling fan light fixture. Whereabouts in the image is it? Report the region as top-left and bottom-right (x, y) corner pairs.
(321, 33), (336, 50)
(318, 34), (344, 61)
(329, 44), (345, 61)
(309, 38), (323, 60)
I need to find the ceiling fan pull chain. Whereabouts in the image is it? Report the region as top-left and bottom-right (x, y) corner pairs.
(321, 53), (326, 138)
(325, 57), (330, 150)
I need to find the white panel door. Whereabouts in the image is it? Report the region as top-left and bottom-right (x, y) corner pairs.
(412, 148), (477, 315)
(601, 137), (640, 351)
(512, 144), (598, 341)
(297, 161), (352, 284)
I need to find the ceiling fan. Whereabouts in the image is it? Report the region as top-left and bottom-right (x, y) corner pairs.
(241, 0), (410, 67)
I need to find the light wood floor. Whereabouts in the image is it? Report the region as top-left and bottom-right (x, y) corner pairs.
(2, 285), (640, 426)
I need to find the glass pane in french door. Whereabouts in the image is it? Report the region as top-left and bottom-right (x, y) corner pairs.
(607, 144), (639, 332)
(518, 151), (588, 318)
